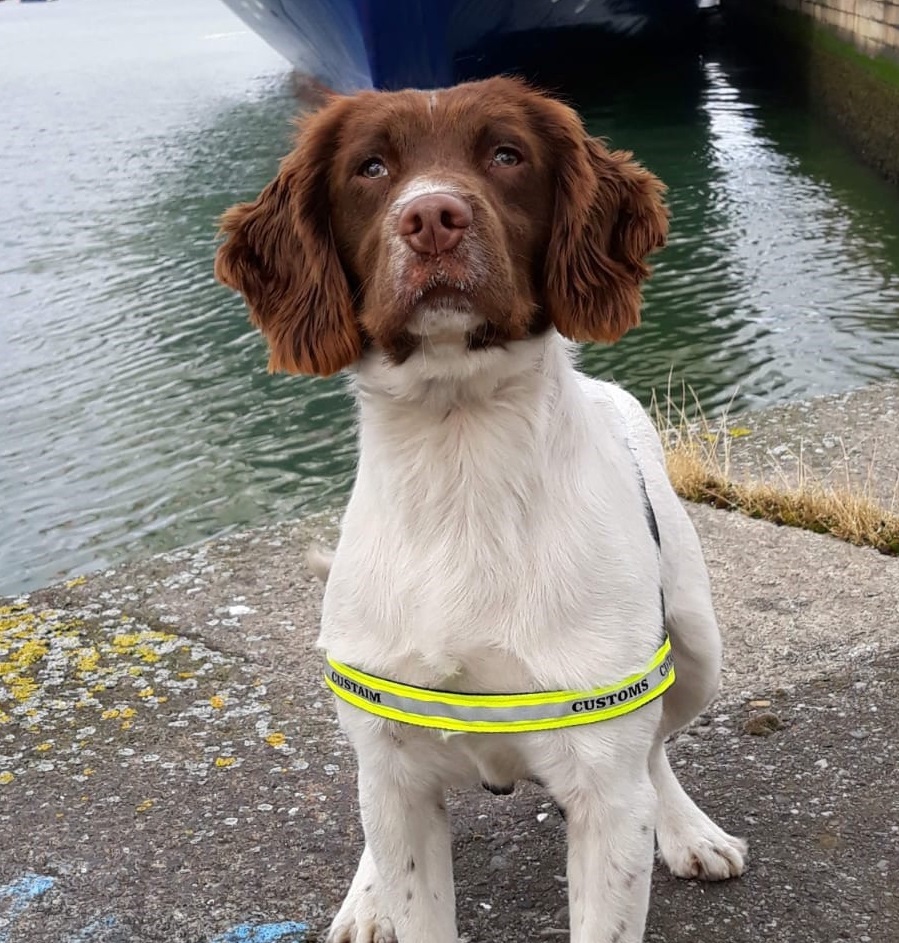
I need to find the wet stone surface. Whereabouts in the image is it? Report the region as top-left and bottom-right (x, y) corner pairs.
(721, 380), (899, 509)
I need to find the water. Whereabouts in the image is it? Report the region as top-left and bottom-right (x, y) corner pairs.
(2, 1), (898, 596)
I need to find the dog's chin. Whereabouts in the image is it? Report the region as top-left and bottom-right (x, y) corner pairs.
(406, 295), (484, 344)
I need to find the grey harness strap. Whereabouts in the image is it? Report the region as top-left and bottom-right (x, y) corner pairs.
(627, 440), (667, 632)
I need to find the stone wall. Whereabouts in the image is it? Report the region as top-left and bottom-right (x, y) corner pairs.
(726, 0), (899, 183)
(776, 0), (899, 59)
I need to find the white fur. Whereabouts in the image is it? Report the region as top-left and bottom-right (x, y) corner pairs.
(305, 546), (334, 583)
(391, 176), (462, 211)
(319, 327), (746, 943)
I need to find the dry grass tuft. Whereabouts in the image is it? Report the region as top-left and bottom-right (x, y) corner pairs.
(653, 385), (899, 556)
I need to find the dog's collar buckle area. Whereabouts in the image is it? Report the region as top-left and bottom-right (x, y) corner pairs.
(324, 636), (675, 734)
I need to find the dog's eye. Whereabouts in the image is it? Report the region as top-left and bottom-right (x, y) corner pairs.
(491, 146), (522, 168)
(358, 157), (388, 179)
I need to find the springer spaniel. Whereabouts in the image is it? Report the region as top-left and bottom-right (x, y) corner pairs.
(215, 77), (746, 943)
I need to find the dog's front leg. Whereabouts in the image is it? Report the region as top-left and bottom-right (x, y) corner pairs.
(354, 734), (457, 943)
(534, 726), (657, 943)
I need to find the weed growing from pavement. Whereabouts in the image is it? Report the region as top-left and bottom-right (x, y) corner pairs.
(654, 384), (899, 556)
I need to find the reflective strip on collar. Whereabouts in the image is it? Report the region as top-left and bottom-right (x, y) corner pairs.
(324, 636), (675, 734)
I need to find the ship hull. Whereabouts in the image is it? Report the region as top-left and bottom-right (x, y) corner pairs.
(221, 0), (699, 91)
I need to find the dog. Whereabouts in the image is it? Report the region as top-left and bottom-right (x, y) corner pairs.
(215, 76), (746, 943)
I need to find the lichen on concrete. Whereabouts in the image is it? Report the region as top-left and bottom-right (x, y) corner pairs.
(0, 514), (341, 805)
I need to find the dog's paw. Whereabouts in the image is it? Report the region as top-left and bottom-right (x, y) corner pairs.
(327, 886), (396, 943)
(656, 810), (748, 881)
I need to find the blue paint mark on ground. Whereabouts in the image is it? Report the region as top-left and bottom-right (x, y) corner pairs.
(210, 921), (308, 943)
(0, 874), (55, 901)
(0, 874), (305, 943)
(0, 874), (55, 943)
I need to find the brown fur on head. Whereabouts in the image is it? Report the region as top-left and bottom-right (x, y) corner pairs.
(214, 77), (669, 377)
(213, 96), (362, 376)
(532, 94), (670, 343)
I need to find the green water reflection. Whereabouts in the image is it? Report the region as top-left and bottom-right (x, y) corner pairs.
(1, 0), (897, 595)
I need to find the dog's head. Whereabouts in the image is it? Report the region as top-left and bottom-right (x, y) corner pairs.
(215, 77), (668, 380)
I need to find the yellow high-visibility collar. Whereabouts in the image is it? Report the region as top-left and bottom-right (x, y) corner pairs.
(324, 636), (675, 734)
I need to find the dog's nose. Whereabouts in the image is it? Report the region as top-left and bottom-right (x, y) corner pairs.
(398, 193), (472, 256)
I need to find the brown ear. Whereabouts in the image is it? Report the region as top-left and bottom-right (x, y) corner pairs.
(542, 104), (669, 344)
(214, 99), (361, 376)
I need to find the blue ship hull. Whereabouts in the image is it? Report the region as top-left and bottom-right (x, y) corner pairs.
(222, 0), (699, 91)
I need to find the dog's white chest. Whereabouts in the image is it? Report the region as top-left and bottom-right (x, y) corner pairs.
(319, 349), (664, 693)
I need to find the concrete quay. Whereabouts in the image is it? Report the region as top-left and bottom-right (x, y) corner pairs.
(2, 383), (898, 943)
